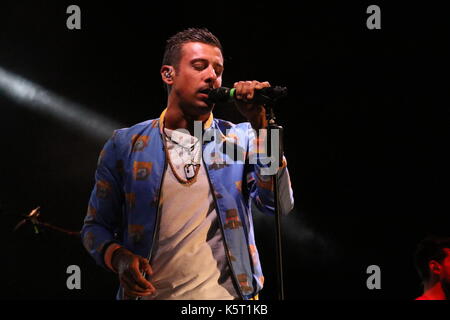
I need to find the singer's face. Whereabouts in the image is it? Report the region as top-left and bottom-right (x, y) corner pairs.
(172, 42), (223, 115)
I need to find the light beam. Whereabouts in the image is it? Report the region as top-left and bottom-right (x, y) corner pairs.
(0, 66), (122, 141)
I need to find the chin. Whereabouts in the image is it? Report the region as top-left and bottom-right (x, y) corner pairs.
(180, 100), (214, 117)
(195, 101), (215, 113)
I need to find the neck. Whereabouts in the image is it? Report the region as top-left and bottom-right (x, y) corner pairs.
(164, 95), (211, 135)
(421, 281), (448, 300)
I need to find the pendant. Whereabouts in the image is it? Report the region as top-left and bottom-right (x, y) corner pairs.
(184, 164), (196, 179)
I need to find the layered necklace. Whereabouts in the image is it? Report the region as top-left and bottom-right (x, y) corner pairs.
(162, 124), (202, 185)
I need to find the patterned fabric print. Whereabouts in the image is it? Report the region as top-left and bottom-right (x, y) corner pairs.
(96, 180), (111, 199)
(209, 162), (229, 170)
(97, 149), (106, 166)
(84, 204), (97, 224)
(128, 224), (145, 244)
(133, 161), (152, 180)
(225, 133), (239, 143)
(82, 114), (295, 300)
(207, 151), (230, 170)
(87, 204), (96, 217)
(249, 244), (259, 266)
(246, 151), (257, 166)
(248, 131), (272, 169)
(96, 241), (108, 254)
(255, 173), (274, 192)
(208, 123), (261, 297)
(237, 274), (253, 295)
(221, 140), (246, 162)
(235, 180), (242, 193)
(224, 209), (243, 230)
(83, 231), (95, 251)
(131, 135), (149, 152)
(228, 249), (237, 262)
(254, 136), (267, 154)
(222, 121), (233, 129)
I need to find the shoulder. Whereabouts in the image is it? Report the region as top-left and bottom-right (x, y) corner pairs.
(111, 119), (159, 143)
(215, 118), (252, 132)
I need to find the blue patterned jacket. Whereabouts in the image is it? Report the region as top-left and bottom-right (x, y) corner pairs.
(81, 109), (294, 299)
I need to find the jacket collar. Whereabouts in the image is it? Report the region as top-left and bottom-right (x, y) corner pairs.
(158, 107), (214, 134)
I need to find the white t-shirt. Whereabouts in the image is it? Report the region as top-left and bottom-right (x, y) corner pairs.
(145, 128), (239, 300)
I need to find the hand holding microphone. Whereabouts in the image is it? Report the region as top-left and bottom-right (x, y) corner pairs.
(207, 82), (288, 104)
(208, 81), (287, 130)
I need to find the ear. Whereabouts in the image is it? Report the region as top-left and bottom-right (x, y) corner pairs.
(429, 260), (442, 276)
(161, 65), (174, 86)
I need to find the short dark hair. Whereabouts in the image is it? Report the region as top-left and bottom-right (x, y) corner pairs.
(162, 27), (223, 69)
(414, 236), (450, 281)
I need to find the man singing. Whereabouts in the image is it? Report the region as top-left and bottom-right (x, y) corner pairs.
(415, 236), (450, 300)
(81, 28), (294, 300)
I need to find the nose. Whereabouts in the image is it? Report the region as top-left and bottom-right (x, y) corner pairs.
(204, 66), (218, 84)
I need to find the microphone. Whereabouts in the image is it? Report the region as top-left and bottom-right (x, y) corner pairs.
(207, 86), (288, 104)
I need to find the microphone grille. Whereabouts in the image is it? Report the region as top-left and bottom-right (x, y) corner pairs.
(207, 87), (231, 103)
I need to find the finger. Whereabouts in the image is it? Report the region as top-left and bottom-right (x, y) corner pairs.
(121, 275), (154, 295)
(254, 81), (270, 90)
(121, 279), (142, 299)
(248, 81), (265, 101)
(234, 81), (245, 100)
(123, 286), (153, 298)
(141, 258), (154, 277)
(139, 259), (157, 291)
(124, 288), (153, 297)
(243, 81), (253, 101)
(129, 260), (155, 290)
(121, 274), (153, 293)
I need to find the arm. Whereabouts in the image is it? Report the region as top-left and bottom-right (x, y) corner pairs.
(81, 131), (124, 269)
(234, 80), (295, 216)
(81, 130), (156, 298)
(246, 131), (295, 216)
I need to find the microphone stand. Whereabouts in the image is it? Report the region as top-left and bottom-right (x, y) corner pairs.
(264, 103), (285, 301)
(13, 206), (80, 237)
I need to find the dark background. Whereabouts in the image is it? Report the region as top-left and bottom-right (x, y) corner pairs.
(0, 1), (449, 300)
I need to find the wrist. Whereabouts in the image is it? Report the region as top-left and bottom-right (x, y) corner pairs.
(249, 112), (267, 130)
(104, 243), (123, 273)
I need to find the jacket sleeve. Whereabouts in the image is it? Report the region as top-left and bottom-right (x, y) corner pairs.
(245, 125), (295, 216)
(81, 131), (124, 269)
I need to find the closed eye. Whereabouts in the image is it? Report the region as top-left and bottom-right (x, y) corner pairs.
(192, 61), (207, 71)
(191, 59), (223, 76)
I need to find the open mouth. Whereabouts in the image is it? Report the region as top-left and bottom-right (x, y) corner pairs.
(199, 88), (212, 95)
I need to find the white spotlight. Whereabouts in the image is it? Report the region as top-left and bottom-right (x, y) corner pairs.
(0, 66), (122, 141)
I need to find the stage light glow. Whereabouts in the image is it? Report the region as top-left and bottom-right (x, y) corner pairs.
(253, 208), (336, 260)
(0, 66), (122, 141)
